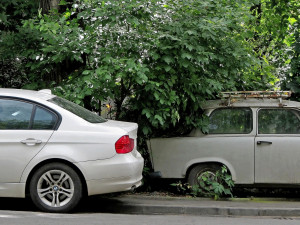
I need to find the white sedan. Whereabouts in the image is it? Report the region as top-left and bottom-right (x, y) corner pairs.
(0, 88), (144, 213)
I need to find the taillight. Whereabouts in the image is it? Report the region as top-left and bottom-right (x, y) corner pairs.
(115, 135), (134, 154)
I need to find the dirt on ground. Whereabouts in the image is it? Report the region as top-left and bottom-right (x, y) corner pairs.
(136, 178), (300, 199)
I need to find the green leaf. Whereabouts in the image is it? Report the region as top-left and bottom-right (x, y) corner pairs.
(142, 126), (149, 135)
(181, 52), (193, 60)
(288, 17), (297, 25)
(59, 0), (67, 6)
(162, 56), (173, 65)
(154, 92), (159, 100)
(164, 65), (172, 72)
(154, 115), (164, 125)
(181, 60), (189, 68)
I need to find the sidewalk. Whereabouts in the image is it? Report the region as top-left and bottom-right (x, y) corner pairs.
(95, 194), (300, 217)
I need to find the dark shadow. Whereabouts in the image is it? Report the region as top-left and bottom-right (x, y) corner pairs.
(2, 187), (300, 214)
(75, 195), (127, 214)
(0, 198), (36, 211)
(0, 195), (127, 214)
(232, 187), (300, 199)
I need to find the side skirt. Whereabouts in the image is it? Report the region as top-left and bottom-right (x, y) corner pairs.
(0, 183), (25, 198)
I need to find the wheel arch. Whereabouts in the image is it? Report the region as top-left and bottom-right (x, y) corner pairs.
(184, 158), (236, 181)
(25, 158), (88, 198)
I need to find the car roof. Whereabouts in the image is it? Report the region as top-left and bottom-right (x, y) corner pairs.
(202, 98), (300, 109)
(0, 88), (56, 101)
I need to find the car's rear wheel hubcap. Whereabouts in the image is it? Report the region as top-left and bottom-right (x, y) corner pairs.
(37, 170), (74, 207)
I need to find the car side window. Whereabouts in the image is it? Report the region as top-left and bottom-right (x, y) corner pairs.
(258, 109), (300, 134)
(32, 106), (57, 130)
(0, 99), (33, 130)
(208, 108), (252, 134)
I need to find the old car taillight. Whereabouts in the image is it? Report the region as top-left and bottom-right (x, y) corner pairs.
(115, 135), (134, 154)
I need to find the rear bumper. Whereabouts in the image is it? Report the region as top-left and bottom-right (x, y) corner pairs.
(149, 171), (162, 179)
(76, 151), (144, 196)
(86, 176), (143, 196)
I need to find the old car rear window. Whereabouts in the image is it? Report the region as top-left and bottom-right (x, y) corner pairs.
(48, 97), (107, 123)
(208, 108), (252, 134)
(258, 109), (300, 134)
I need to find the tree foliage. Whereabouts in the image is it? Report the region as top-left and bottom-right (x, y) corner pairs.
(2, 0), (300, 159)
(245, 0), (300, 92)
(280, 1), (300, 99)
(0, 0), (39, 88)
(0, 0), (257, 137)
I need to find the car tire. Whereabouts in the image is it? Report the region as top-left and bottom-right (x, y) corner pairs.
(29, 162), (83, 213)
(187, 164), (220, 186)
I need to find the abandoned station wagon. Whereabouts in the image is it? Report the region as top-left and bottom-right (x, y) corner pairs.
(148, 91), (300, 186)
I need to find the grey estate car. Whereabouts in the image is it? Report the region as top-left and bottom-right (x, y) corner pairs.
(148, 91), (300, 186)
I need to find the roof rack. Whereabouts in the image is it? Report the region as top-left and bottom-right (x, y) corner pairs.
(221, 91), (291, 99)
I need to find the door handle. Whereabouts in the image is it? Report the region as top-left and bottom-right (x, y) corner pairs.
(21, 138), (42, 146)
(257, 141), (272, 145)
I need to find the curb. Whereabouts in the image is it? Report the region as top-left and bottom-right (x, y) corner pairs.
(95, 195), (300, 217)
(106, 203), (300, 217)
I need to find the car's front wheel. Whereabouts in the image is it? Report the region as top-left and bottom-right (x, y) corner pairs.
(29, 162), (83, 213)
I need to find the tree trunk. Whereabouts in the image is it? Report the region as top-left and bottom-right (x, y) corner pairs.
(39, 0), (60, 14)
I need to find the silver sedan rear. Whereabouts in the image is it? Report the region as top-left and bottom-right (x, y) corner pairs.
(0, 88), (144, 213)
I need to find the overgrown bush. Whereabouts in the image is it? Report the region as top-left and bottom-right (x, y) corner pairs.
(2, 0), (257, 136)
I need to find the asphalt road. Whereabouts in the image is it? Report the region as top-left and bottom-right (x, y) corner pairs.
(0, 211), (300, 225)
(1, 197), (300, 225)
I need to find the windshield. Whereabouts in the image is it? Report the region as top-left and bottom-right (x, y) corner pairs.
(48, 97), (107, 123)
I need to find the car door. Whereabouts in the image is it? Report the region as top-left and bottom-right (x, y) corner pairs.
(0, 98), (58, 183)
(255, 108), (300, 184)
(204, 107), (255, 184)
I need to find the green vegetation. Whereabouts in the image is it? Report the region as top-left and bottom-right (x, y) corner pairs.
(1, 0), (259, 136)
(171, 166), (234, 199)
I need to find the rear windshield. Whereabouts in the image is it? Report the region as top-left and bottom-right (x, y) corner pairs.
(48, 97), (107, 123)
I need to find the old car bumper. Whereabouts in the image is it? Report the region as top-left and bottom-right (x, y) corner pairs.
(149, 171), (162, 179)
(76, 151), (144, 196)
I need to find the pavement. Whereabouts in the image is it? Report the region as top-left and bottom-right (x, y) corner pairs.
(93, 193), (300, 217)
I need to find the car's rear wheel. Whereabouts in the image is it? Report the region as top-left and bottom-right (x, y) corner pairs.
(29, 162), (82, 213)
(187, 164), (220, 187)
